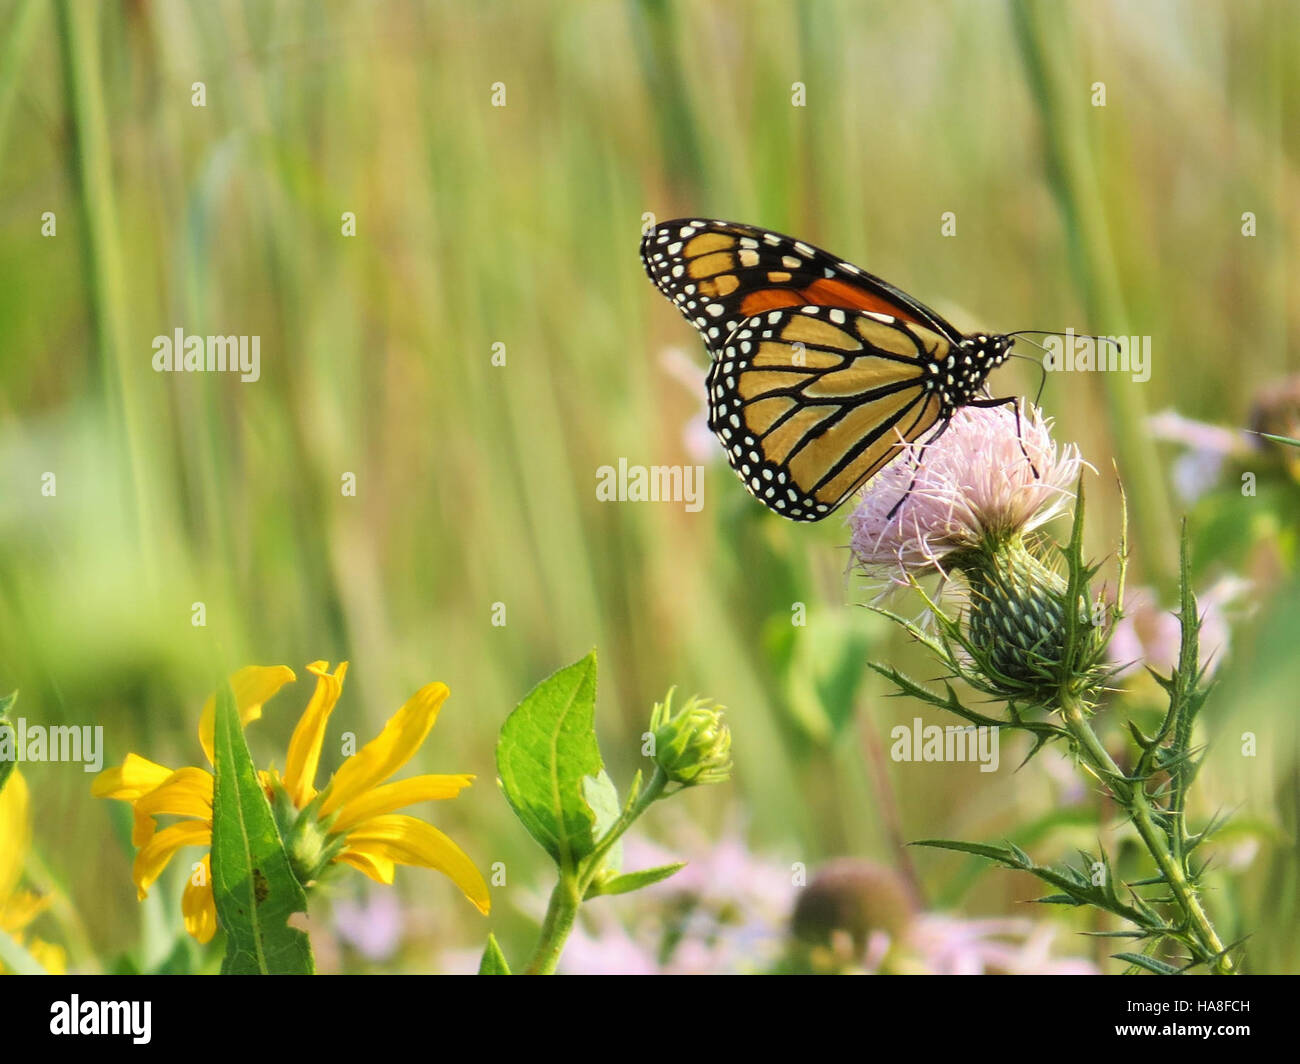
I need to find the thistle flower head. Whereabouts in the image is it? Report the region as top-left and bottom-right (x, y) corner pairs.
(848, 404), (1085, 582)
(850, 405), (1104, 702)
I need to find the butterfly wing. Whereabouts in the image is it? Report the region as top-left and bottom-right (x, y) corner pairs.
(708, 305), (950, 520)
(640, 218), (963, 359)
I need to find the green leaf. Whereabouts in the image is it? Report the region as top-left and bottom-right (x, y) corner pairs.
(583, 769), (622, 875)
(1079, 929), (1153, 939)
(1113, 951), (1182, 975)
(496, 652), (606, 871)
(1033, 893), (1086, 906)
(588, 862), (687, 897)
(477, 933), (511, 974)
(912, 838), (1020, 865)
(1257, 431), (1300, 448)
(210, 680), (314, 975)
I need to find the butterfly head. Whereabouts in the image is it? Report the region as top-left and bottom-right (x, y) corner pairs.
(935, 333), (1013, 410)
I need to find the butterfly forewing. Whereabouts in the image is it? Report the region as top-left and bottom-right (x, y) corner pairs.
(640, 219), (961, 358)
(708, 305), (950, 521)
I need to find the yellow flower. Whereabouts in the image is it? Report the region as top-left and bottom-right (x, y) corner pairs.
(0, 771), (67, 974)
(93, 663), (490, 944)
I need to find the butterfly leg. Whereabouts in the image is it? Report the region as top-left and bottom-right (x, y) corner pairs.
(885, 417), (953, 519)
(969, 395), (1040, 479)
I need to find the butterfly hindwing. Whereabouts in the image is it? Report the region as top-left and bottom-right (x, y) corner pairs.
(640, 218), (962, 359)
(707, 305), (950, 521)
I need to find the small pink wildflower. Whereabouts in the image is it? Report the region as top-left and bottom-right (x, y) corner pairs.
(1109, 576), (1250, 679)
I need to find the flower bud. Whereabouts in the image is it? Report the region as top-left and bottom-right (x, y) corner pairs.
(953, 534), (1103, 702)
(962, 536), (1067, 682)
(648, 689), (732, 786)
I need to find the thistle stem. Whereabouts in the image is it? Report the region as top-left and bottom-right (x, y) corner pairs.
(1059, 692), (1232, 974)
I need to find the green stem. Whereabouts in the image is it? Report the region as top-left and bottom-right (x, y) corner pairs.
(578, 768), (669, 896)
(1060, 693), (1232, 974)
(523, 767), (669, 974)
(523, 879), (582, 976)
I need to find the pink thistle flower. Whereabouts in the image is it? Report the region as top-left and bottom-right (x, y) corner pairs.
(848, 404), (1087, 583)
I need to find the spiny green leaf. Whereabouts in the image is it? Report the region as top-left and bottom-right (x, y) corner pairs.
(496, 652), (606, 872)
(1126, 719), (1156, 751)
(1113, 951), (1182, 975)
(1033, 893), (1085, 906)
(912, 838), (1018, 864)
(1080, 929), (1154, 939)
(210, 681), (313, 975)
(1181, 935), (1249, 973)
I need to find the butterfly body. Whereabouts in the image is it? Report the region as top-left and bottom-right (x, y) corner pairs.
(641, 219), (1014, 521)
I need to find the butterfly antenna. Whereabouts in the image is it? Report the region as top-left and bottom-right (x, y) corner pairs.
(1006, 331), (1117, 410)
(1005, 350), (1049, 406)
(1007, 329), (1120, 351)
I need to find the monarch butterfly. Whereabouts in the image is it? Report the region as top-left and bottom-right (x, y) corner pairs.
(640, 218), (1026, 522)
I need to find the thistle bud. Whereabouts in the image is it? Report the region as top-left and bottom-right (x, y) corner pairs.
(957, 535), (1072, 699)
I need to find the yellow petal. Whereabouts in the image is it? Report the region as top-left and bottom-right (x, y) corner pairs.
(320, 682), (450, 817)
(27, 938), (67, 975)
(92, 752), (173, 800)
(93, 754), (178, 846)
(122, 766), (212, 848)
(334, 847), (395, 884)
(283, 661), (348, 808)
(198, 665), (297, 765)
(131, 806), (158, 850)
(329, 774), (474, 834)
(182, 855), (217, 944)
(131, 821), (211, 901)
(0, 770), (31, 902)
(0, 888), (49, 935)
(340, 814), (489, 915)
(133, 767), (213, 821)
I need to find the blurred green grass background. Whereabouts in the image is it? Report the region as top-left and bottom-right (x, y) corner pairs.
(1, 0), (1297, 972)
